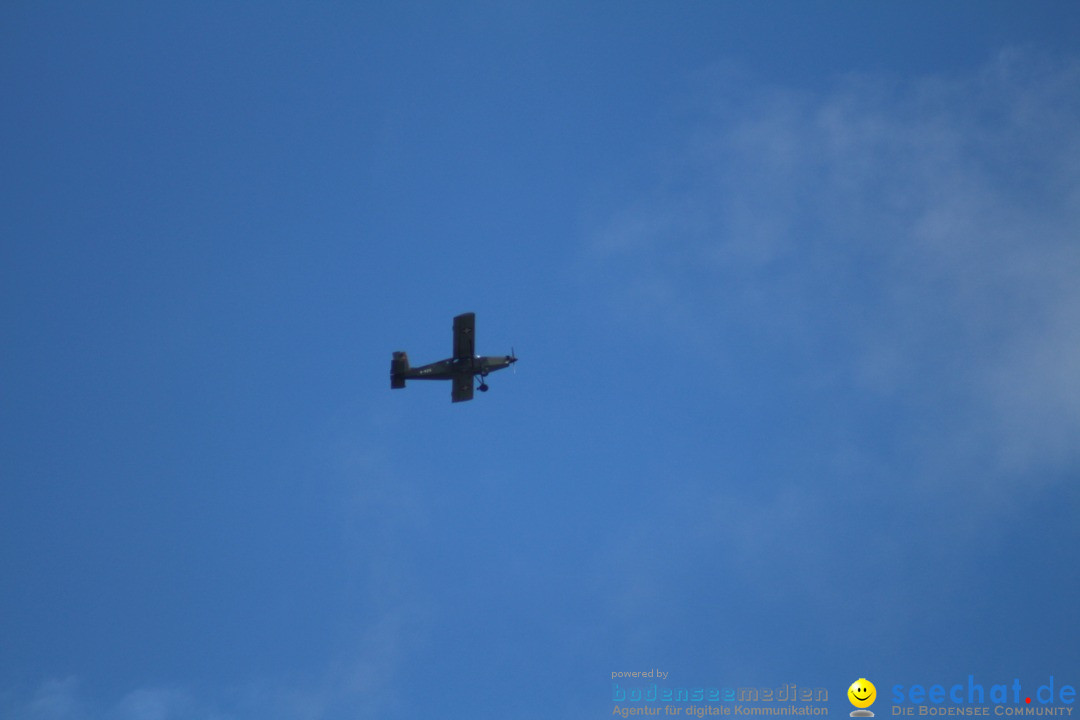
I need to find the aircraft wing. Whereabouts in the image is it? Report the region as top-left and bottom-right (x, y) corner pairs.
(453, 312), (475, 360)
(451, 373), (474, 403)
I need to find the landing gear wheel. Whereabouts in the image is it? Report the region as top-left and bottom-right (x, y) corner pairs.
(478, 383), (489, 392)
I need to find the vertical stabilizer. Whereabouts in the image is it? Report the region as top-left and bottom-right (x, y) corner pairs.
(390, 351), (409, 389)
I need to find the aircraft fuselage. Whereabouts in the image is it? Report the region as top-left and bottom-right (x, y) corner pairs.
(405, 355), (515, 381)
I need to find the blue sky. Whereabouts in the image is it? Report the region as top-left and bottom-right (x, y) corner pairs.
(2, 2), (1079, 719)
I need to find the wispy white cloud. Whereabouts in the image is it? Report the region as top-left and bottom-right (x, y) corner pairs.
(575, 53), (1080, 674)
(3, 679), (228, 720)
(106, 687), (219, 720)
(583, 49), (1080, 489)
(16, 677), (87, 720)
(2, 424), (433, 720)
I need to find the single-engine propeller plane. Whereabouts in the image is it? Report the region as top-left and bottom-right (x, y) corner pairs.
(390, 312), (516, 402)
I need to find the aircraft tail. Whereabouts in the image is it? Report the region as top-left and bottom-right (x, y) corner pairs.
(390, 351), (409, 389)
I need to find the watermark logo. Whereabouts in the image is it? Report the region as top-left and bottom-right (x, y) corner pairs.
(891, 675), (1075, 715)
(850, 679), (877, 717)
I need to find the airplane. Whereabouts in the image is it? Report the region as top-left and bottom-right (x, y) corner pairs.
(390, 312), (517, 402)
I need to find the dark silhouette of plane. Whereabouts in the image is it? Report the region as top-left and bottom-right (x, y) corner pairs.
(390, 312), (516, 402)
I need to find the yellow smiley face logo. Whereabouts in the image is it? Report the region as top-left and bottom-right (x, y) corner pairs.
(848, 679), (876, 708)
